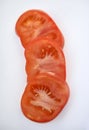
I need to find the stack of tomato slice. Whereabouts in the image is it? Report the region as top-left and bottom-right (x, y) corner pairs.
(15, 10), (70, 123)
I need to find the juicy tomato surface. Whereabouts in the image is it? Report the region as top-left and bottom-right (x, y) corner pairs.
(25, 38), (66, 81)
(21, 74), (69, 123)
(15, 9), (64, 48)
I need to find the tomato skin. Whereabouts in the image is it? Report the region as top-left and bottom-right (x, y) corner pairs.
(25, 38), (66, 81)
(15, 9), (64, 48)
(21, 74), (69, 123)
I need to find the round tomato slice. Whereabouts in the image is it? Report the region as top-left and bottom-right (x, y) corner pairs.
(21, 74), (69, 122)
(15, 9), (64, 48)
(25, 38), (66, 81)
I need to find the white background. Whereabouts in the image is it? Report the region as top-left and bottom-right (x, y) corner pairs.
(0, 0), (89, 130)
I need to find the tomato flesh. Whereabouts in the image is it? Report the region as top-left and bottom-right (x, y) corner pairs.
(15, 9), (70, 123)
(25, 38), (66, 81)
(21, 74), (69, 122)
(15, 10), (64, 48)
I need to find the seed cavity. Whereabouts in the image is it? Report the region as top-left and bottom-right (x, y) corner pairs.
(47, 92), (51, 95)
(30, 85), (59, 113)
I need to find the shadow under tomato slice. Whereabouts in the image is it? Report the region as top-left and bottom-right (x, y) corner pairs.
(25, 38), (66, 81)
(15, 9), (64, 48)
(21, 74), (69, 123)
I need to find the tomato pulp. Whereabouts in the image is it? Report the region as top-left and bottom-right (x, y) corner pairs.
(15, 9), (70, 123)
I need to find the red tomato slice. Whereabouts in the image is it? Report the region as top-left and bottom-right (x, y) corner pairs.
(21, 74), (69, 122)
(15, 9), (64, 48)
(25, 38), (66, 81)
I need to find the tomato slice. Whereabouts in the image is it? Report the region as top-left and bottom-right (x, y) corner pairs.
(25, 38), (66, 81)
(21, 74), (69, 122)
(15, 9), (64, 48)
